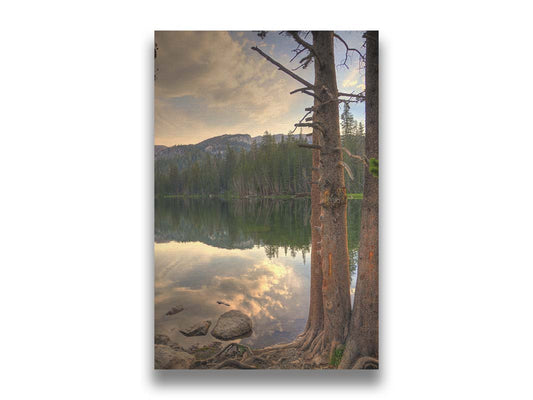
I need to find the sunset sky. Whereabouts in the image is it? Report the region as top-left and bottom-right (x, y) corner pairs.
(155, 31), (366, 146)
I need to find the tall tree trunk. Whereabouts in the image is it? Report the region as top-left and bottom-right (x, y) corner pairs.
(251, 31), (353, 365)
(339, 30), (379, 369)
(297, 98), (324, 351)
(312, 31), (352, 361)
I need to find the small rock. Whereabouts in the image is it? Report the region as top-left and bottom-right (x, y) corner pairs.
(155, 334), (171, 345)
(179, 320), (211, 337)
(165, 305), (184, 316)
(154, 344), (194, 369)
(216, 301), (230, 306)
(211, 310), (253, 340)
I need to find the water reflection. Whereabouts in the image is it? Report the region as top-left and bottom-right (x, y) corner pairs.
(154, 198), (361, 348)
(155, 241), (309, 348)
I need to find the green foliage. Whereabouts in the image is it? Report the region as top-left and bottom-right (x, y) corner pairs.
(341, 102), (356, 136)
(155, 134), (313, 197)
(340, 102), (366, 193)
(330, 345), (345, 367)
(369, 158), (379, 178)
(155, 197), (362, 260)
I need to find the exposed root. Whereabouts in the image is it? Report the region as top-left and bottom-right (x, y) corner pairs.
(212, 343), (252, 362)
(353, 356), (379, 369)
(214, 359), (257, 369)
(187, 326), (338, 369)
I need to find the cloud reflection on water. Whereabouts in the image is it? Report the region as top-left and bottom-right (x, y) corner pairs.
(155, 241), (309, 348)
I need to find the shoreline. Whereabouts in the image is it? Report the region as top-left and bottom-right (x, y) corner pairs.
(158, 193), (363, 200)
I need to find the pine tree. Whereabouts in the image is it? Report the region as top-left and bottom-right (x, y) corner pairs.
(340, 101), (356, 136)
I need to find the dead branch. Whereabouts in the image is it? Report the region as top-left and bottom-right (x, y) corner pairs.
(290, 87), (312, 95)
(289, 45), (306, 63)
(287, 31), (314, 53)
(286, 31), (320, 67)
(334, 33), (365, 69)
(338, 90), (365, 99)
(292, 54), (313, 70)
(295, 122), (325, 134)
(301, 90), (320, 99)
(251, 46), (314, 88)
(288, 110), (313, 134)
(298, 144), (322, 150)
(334, 147), (368, 166)
(338, 161), (354, 180)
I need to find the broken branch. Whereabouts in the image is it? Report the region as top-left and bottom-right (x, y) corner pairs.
(334, 33), (365, 68)
(335, 147), (368, 166)
(298, 143), (322, 150)
(338, 161), (354, 180)
(251, 46), (314, 88)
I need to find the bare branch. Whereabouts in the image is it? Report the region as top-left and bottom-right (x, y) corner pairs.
(289, 45), (306, 63)
(334, 33), (365, 69)
(292, 54), (313, 70)
(288, 110), (313, 134)
(251, 46), (314, 88)
(286, 31), (314, 53)
(335, 147), (368, 166)
(338, 161), (354, 180)
(290, 87), (311, 95)
(338, 90), (365, 99)
(301, 90), (320, 100)
(298, 143), (322, 150)
(286, 31), (322, 67)
(295, 122), (325, 133)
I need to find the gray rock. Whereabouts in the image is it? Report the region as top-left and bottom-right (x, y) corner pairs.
(165, 305), (184, 316)
(211, 310), (252, 340)
(154, 345), (194, 369)
(179, 320), (211, 337)
(155, 334), (171, 345)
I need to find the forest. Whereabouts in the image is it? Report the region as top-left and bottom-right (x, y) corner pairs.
(154, 30), (378, 370)
(154, 104), (365, 197)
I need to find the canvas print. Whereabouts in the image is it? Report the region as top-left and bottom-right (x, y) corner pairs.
(154, 31), (378, 369)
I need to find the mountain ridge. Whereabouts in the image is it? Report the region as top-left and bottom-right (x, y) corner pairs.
(155, 133), (312, 160)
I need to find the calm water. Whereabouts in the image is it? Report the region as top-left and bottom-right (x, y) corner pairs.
(154, 197), (361, 349)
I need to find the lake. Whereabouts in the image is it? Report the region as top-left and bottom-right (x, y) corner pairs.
(154, 197), (361, 349)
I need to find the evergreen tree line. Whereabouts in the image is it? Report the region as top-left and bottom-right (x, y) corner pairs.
(340, 101), (366, 193)
(155, 104), (365, 197)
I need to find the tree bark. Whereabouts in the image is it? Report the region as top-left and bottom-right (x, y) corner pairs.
(312, 31), (352, 361)
(251, 31), (355, 365)
(339, 30), (379, 369)
(302, 96), (325, 340)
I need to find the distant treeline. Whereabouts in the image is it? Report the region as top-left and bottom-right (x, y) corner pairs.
(155, 122), (365, 197)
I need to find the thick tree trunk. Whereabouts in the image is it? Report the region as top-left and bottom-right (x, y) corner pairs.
(251, 31), (354, 365)
(339, 30), (379, 369)
(311, 31), (352, 361)
(300, 98), (324, 346)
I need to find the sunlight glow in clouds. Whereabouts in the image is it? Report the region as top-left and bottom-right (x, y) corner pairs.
(155, 31), (366, 146)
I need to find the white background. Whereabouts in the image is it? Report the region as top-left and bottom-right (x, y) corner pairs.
(1, 1), (532, 399)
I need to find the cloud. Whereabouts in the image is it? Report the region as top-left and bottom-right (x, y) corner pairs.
(155, 31), (303, 144)
(341, 67), (364, 89)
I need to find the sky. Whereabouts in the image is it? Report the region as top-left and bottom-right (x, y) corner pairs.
(155, 31), (366, 146)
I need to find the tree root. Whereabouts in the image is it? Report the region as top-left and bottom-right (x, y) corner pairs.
(214, 359), (257, 369)
(212, 343), (253, 362)
(353, 356), (379, 369)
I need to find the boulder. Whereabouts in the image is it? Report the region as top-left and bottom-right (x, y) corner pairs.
(154, 345), (194, 369)
(165, 305), (184, 316)
(155, 334), (171, 345)
(179, 320), (211, 337)
(211, 310), (252, 340)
